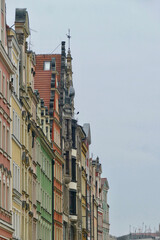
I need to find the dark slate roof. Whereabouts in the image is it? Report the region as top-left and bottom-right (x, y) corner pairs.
(15, 8), (27, 23)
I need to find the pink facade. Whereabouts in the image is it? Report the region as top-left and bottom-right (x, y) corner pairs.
(0, 1), (14, 239)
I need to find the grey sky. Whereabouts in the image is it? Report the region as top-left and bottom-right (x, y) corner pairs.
(6, 0), (160, 236)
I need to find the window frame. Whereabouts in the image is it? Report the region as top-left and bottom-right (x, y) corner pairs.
(43, 61), (51, 71)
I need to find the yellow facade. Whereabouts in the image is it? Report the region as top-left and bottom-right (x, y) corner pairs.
(8, 28), (22, 239)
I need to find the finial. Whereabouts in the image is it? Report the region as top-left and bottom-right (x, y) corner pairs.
(66, 29), (71, 52)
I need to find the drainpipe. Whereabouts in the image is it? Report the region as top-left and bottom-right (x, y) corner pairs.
(93, 195), (94, 240)
(97, 205), (98, 240)
(86, 175), (88, 240)
(52, 158), (55, 240)
(90, 186), (91, 240)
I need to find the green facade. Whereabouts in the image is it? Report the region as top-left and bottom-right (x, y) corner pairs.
(36, 137), (53, 240)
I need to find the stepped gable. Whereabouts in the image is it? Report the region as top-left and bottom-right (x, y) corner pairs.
(35, 54), (61, 110)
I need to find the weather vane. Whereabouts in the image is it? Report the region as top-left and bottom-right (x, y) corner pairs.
(66, 29), (71, 51)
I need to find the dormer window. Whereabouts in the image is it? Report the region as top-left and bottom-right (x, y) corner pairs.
(44, 61), (51, 71)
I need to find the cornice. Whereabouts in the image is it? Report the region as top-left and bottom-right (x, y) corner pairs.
(27, 86), (39, 104)
(54, 185), (62, 194)
(0, 42), (14, 74)
(51, 87), (60, 95)
(30, 122), (54, 159)
(53, 115), (61, 129)
(54, 151), (65, 164)
(20, 96), (31, 112)
(12, 93), (22, 109)
(0, 106), (11, 124)
(0, 219), (14, 234)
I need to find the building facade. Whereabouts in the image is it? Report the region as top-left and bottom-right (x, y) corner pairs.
(35, 52), (64, 239)
(7, 27), (22, 240)
(0, 0), (14, 238)
(101, 178), (110, 240)
(0, 2), (110, 239)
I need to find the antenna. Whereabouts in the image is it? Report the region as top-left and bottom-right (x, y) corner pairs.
(50, 43), (61, 54)
(28, 28), (38, 50)
(66, 29), (71, 51)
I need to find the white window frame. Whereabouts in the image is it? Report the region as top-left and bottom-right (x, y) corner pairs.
(44, 61), (51, 71)
(13, 162), (20, 192)
(18, 117), (20, 141)
(13, 110), (15, 135)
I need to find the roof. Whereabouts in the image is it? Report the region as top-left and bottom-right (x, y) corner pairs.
(101, 177), (109, 190)
(34, 54), (61, 110)
(83, 123), (91, 145)
(15, 8), (27, 23)
(15, 8), (30, 35)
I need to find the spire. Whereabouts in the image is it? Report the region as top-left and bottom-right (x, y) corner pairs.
(66, 29), (71, 54)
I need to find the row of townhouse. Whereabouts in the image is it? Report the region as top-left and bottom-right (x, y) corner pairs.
(0, 1), (110, 240)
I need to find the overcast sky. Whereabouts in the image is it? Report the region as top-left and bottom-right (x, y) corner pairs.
(6, 0), (160, 236)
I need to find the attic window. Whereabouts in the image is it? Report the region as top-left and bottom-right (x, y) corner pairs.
(44, 61), (51, 71)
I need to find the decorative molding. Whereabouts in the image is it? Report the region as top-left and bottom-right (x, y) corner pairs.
(0, 42), (14, 74)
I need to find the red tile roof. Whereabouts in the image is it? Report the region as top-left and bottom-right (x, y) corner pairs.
(35, 54), (61, 110)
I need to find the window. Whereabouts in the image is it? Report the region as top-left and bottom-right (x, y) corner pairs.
(7, 80), (9, 102)
(51, 58), (56, 71)
(44, 61), (51, 71)
(15, 114), (17, 136)
(1, 28), (4, 46)
(25, 170), (27, 192)
(7, 185), (9, 210)
(12, 110), (20, 141)
(22, 167), (24, 191)
(17, 168), (20, 192)
(71, 158), (76, 182)
(13, 211), (20, 238)
(13, 162), (20, 192)
(7, 129), (10, 155)
(69, 190), (76, 215)
(72, 125), (76, 148)
(65, 119), (69, 139)
(12, 110), (15, 134)
(66, 151), (69, 175)
(12, 110), (15, 135)
(3, 74), (5, 97)
(18, 118), (20, 140)
(3, 124), (6, 152)
(3, 182), (6, 209)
